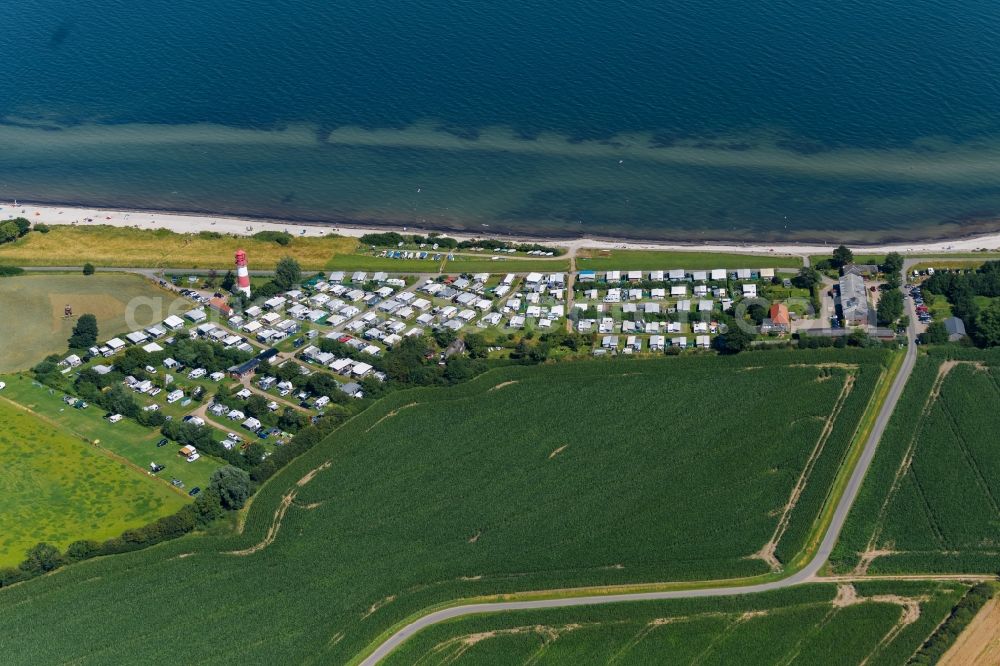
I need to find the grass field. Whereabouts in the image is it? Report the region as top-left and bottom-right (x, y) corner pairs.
(325, 251), (571, 273)
(809, 252), (1000, 269)
(0, 376), (221, 493)
(0, 225), (357, 270)
(382, 581), (968, 666)
(0, 351), (887, 664)
(0, 398), (186, 567)
(576, 249), (802, 271)
(442, 255), (571, 273)
(833, 351), (1000, 574)
(0, 272), (180, 373)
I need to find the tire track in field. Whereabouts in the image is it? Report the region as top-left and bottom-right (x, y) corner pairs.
(937, 398), (1000, 516)
(856, 360), (955, 573)
(754, 371), (856, 571)
(225, 460), (331, 556)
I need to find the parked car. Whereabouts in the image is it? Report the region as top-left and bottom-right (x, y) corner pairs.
(188, 487), (201, 497)
(157, 438), (169, 447)
(186, 453), (200, 463)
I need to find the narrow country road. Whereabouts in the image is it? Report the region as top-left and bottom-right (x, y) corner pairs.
(358, 266), (919, 665)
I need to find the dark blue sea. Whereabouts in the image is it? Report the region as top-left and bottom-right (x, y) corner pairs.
(3, 0), (1000, 242)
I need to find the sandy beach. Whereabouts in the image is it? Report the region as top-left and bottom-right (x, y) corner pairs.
(5, 201), (1000, 259)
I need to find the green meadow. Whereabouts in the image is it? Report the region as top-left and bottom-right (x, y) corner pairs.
(0, 398), (186, 567)
(0, 376), (222, 493)
(576, 248), (802, 271)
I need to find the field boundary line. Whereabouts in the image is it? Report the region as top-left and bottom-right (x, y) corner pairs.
(938, 398), (1000, 515)
(858, 358), (953, 571)
(0, 393), (189, 499)
(757, 371), (856, 571)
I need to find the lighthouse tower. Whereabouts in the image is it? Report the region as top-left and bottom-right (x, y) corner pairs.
(234, 249), (252, 297)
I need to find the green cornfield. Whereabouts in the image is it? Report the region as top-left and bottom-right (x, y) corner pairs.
(383, 581), (968, 666)
(833, 350), (1000, 574)
(0, 351), (886, 664)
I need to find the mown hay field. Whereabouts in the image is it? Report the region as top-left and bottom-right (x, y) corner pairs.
(0, 272), (180, 373)
(0, 225), (357, 269)
(384, 581), (968, 666)
(0, 398), (186, 567)
(833, 349), (1000, 574)
(0, 351), (885, 664)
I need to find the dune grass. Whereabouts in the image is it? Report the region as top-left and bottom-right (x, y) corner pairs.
(0, 225), (358, 270)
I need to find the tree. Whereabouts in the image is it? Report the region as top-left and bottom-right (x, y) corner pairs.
(0, 221), (19, 243)
(746, 303), (768, 325)
(278, 407), (306, 432)
(221, 269), (236, 292)
(244, 442), (266, 465)
(208, 466), (254, 510)
(975, 301), (1000, 347)
(65, 540), (101, 562)
(273, 257), (302, 290)
(276, 362), (300, 382)
(714, 327), (754, 354)
(831, 245), (854, 268)
(920, 320), (949, 344)
(103, 384), (139, 417)
(12, 217), (30, 236)
(792, 267), (821, 290)
(19, 542), (63, 574)
(244, 394), (269, 417)
(68, 313), (99, 349)
(882, 251), (904, 276)
(82, 262), (95, 275)
(306, 372), (338, 398)
(463, 333), (489, 358)
(876, 290), (903, 326)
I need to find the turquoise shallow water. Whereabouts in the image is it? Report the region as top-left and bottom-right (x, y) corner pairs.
(3, 0), (1000, 241)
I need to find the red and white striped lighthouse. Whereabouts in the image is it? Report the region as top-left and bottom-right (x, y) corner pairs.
(234, 249), (251, 296)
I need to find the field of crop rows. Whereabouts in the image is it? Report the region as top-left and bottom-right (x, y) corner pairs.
(0, 351), (887, 664)
(833, 351), (1000, 574)
(382, 581), (968, 666)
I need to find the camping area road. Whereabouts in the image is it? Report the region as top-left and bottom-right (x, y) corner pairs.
(357, 267), (919, 665)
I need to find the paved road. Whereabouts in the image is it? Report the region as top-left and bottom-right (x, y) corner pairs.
(359, 268), (919, 665)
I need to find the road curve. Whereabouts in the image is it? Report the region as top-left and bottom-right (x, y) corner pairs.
(359, 269), (918, 665)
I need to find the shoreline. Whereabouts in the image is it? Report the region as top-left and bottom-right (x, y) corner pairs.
(5, 199), (1000, 258)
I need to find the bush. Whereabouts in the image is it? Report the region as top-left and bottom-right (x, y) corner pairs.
(19, 542), (64, 575)
(34, 222), (51, 233)
(210, 466), (254, 510)
(360, 232), (405, 247)
(0, 265), (24, 277)
(0, 567), (29, 588)
(197, 230), (223, 240)
(82, 262), (95, 275)
(252, 230), (292, 246)
(910, 583), (995, 664)
(65, 540), (101, 562)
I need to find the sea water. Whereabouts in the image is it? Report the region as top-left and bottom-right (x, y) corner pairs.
(2, 0), (1000, 241)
